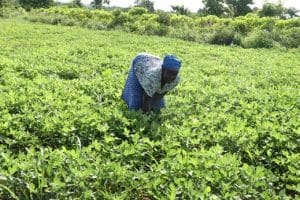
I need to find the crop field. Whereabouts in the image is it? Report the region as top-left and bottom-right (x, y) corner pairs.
(0, 18), (299, 199)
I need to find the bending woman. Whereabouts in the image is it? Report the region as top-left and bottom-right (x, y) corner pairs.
(122, 53), (182, 113)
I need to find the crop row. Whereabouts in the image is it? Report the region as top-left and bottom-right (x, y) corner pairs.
(0, 19), (299, 199)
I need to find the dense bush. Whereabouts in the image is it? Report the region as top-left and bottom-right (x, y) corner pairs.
(108, 9), (129, 28)
(258, 2), (284, 17)
(204, 25), (236, 45)
(0, 6), (26, 17)
(275, 18), (300, 29)
(128, 6), (147, 16)
(194, 15), (223, 27)
(92, 9), (113, 24)
(0, 0), (27, 18)
(25, 7), (300, 49)
(19, 0), (54, 11)
(169, 26), (199, 41)
(241, 30), (275, 48)
(279, 27), (300, 48)
(155, 10), (171, 26)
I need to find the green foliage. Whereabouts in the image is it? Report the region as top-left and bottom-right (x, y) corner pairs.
(90, 0), (110, 9)
(0, 0), (14, 7)
(18, 0), (54, 11)
(134, 0), (154, 12)
(225, 0), (253, 17)
(259, 3), (285, 18)
(155, 9), (171, 26)
(25, 7), (300, 49)
(170, 14), (193, 27)
(258, 3), (299, 19)
(92, 9), (113, 24)
(279, 27), (300, 48)
(0, 18), (300, 199)
(0, 1), (26, 18)
(128, 6), (147, 16)
(241, 30), (275, 48)
(71, 0), (82, 8)
(204, 25), (236, 45)
(285, 7), (299, 18)
(202, 0), (225, 17)
(109, 9), (129, 27)
(171, 5), (190, 16)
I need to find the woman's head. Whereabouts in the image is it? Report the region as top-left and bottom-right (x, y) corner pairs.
(162, 55), (181, 71)
(161, 54), (181, 83)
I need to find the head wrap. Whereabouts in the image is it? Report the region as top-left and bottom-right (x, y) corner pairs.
(162, 55), (181, 71)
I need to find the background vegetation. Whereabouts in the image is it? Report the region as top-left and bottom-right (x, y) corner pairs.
(1, 0), (300, 49)
(22, 6), (300, 49)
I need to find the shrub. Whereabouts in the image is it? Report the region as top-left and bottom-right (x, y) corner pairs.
(279, 27), (300, 48)
(170, 14), (193, 28)
(259, 3), (285, 17)
(23, 6), (300, 49)
(275, 18), (300, 29)
(155, 10), (171, 26)
(91, 9), (113, 25)
(194, 15), (220, 27)
(242, 30), (275, 48)
(169, 26), (198, 42)
(109, 9), (129, 28)
(232, 19), (250, 34)
(128, 7), (147, 16)
(60, 18), (77, 26)
(127, 13), (168, 36)
(19, 0), (54, 11)
(0, 3), (26, 18)
(233, 32), (242, 45)
(204, 25), (236, 45)
(259, 18), (276, 31)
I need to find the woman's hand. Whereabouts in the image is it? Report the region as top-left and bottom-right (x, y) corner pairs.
(143, 91), (167, 113)
(152, 92), (166, 102)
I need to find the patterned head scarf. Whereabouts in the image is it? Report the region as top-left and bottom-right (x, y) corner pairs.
(162, 55), (182, 71)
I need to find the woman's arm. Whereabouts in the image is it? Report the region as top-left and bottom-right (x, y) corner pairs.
(142, 90), (152, 113)
(142, 90), (167, 113)
(152, 92), (167, 102)
(142, 92), (167, 113)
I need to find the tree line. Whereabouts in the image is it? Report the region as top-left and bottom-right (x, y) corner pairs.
(0, 0), (299, 18)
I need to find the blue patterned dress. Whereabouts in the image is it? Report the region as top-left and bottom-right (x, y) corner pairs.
(122, 53), (179, 110)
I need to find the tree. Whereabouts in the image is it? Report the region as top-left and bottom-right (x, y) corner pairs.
(224, 3), (235, 17)
(225, 0), (253, 16)
(0, 0), (9, 7)
(1, 0), (18, 8)
(171, 5), (190, 15)
(90, 0), (110, 9)
(72, 0), (82, 7)
(285, 7), (299, 18)
(259, 2), (284, 17)
(18, 0), (54, 10)
(202, 0), (225, 17)
(134, 0), (154, 12)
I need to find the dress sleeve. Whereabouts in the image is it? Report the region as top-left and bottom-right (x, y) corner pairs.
(133, 54), (162, 97)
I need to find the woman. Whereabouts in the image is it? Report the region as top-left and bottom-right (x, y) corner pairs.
(122, 53), (182, 113)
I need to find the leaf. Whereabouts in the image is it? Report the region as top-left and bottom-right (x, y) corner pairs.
(204, 186), (211, 194)
(168, 184), (176, 200)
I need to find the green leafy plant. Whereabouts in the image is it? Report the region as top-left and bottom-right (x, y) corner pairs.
(0, 18), (299, 199)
